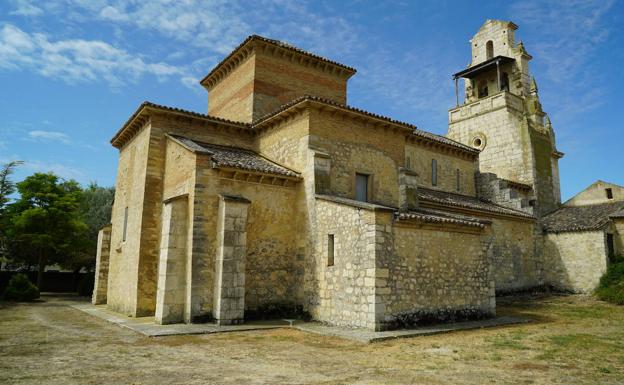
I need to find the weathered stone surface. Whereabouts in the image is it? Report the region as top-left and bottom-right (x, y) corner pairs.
(92, 224), (111, 305)
(95, 20), (622, 331)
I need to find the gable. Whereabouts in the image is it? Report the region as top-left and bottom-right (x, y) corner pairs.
(564, 180), (624, 207)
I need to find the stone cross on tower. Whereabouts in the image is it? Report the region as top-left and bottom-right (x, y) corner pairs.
(447, 20), (563, 216)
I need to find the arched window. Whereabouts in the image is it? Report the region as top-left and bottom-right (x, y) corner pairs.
(486, 40), (494, 59)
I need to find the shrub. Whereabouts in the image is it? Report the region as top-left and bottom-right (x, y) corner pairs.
(595, 261), (624, 305)
(77, 273), (95, 297)
(2, 273), (39, 301)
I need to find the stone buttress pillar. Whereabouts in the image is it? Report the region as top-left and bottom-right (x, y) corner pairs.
(92, 224), (112, 305)
(213, 194), (250, 325)
(155, 195), (188, 324)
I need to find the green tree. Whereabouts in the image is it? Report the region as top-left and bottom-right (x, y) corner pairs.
(5, 173), (87, 288)
(0, 161), (23, 263)
(73, 182), (114, 270)
(0, 161), (23, 212)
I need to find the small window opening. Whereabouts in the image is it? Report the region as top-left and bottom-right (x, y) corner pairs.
(327, 234), (335, 267)
(473, 137), (482, 148)
(431, 159), (438, 187)
(456, 169), (461, 192)
(122, 206), (129, 242)
(406, 156), (411, 170)
(355, 173), (369, 202)
(486, 40), (494, 59)
(501, 72), (510, 92)
(606, 188), (613, 200)
(478, 82), (488, 98)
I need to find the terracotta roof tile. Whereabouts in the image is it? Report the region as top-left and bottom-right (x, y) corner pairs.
(397, 207), (490, 228)
(543, 202), (624, 233)
(417, 187), (535, 219)
(252, 95), (478, 155)
(169, 135), (300, 178)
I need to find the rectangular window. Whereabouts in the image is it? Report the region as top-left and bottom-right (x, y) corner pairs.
(431, 159), (438, 186)
(607, 233), (615, 260)
(327, 234), (335, 267)
(606, 188), (613, 199)
(406, 156), (411, 170)
(456, 169), (461, 192)
(355, 173), (369, 202)
(122, 206), (129, 242)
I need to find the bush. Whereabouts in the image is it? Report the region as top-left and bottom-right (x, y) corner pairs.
(77, 273), (94, 297)
(2, 273), (39, 301)
(595, 261), (624, 305)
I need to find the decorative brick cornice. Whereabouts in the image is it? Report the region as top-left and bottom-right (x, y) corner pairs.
(200, 35), (356, 90)
(110, 101), (250, 149)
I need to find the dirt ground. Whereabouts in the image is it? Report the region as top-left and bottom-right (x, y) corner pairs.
(0, 294), (623, 385)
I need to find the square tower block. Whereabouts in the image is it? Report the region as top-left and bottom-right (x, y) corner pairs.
(200, 36), (356, 123)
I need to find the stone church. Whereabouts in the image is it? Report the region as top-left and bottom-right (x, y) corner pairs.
(92, 20), (624, 331)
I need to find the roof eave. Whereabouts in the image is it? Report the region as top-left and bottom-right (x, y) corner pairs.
(199, 35), (357, 90)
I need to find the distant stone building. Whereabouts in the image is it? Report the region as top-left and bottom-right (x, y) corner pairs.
(93, 20), (623, 331)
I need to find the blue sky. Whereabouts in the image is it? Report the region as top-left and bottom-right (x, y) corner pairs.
(0, 0), (622, 201)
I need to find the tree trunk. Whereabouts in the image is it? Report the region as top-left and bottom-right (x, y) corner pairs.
(37, 253), (46, 290)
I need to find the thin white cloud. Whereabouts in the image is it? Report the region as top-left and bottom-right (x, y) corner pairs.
(0, 23), (188, 87)
(28, 130), (71, 144)
(509, 0), (614, 84)
(24, 160), (85, 181)
(507, 0), (616, 148)
(9, 0), (43, 17)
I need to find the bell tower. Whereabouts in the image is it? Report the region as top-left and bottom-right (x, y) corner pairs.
(447, 20), (563, 215)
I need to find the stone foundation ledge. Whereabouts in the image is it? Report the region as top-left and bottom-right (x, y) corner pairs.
(72, 303), (530, 342)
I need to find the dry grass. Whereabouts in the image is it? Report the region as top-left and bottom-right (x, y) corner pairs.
(1, 293), (623, 384)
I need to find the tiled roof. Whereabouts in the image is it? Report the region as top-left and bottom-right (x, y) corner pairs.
(111, 101), (249, 147)
(252, 95), (478, 155)
(543, 201), (624, 233)
(611, 209), (624, 219)
(200, 35), (356, 86)
(169, 135), (300, 178)
(315, 194), (395, 211)
(417, 187), (535, 219)
(397, 207), (490, 229)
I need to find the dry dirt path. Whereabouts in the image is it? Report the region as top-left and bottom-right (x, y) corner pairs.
(1, 294), (623, 384)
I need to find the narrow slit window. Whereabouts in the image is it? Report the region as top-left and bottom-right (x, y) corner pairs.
(606, 188), (613, 199)
(123, 206), (129, 242)
(431, 159), (438, 186)
(327, 234), (335, 267)
(456, 169), (461, 192)
(355, 173), (369, 202)
(406, 156), (411, 170)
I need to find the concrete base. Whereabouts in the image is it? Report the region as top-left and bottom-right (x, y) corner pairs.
(73, 303), (530, 342)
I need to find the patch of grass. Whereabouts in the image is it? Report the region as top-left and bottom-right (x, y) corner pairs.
(488, 330), (532, 350)
(595, 261), (624, 305)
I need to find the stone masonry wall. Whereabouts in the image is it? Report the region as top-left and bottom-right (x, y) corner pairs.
(308, 109), (404, 208)
(565, 181), (624, 206)
(405, 144), (478, 196)
(155, 196), (188, 324)
(448, 94), (534, 186)
(543, 230), (608, 293)
(252, 51), (349, 120)
(107, 122), (151, 316)
(92, 224), (111, 305)
(213, 195), (250, 325)
(386, 223), (494, 327)
(614, 220), (624, 257)
(189, 166), (304, 318)
(487, 217), (540, 292)
(310, 198), (378, 329)
(208, 53), (256, 123)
